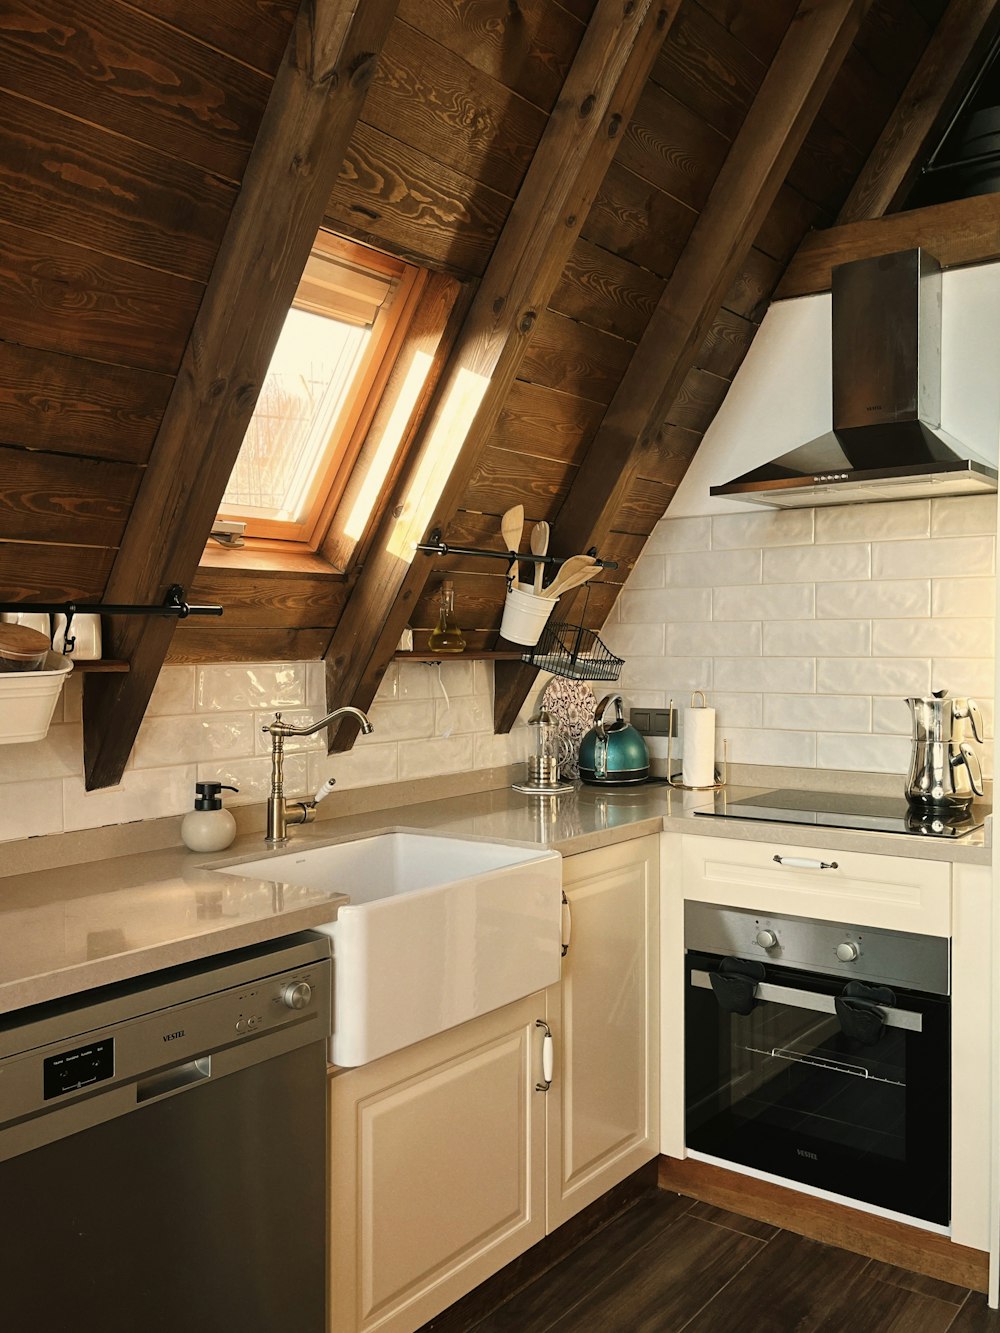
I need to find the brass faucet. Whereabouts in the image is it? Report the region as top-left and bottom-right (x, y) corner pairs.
(262, 706), (374, 846)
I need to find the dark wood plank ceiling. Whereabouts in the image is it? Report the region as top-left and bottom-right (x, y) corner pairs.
(0, 0), (988, 786)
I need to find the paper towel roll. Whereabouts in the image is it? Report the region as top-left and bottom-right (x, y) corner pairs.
(682, 706), (715, 787)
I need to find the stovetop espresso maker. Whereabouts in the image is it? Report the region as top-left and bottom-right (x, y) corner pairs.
(904, 689), (984, 810)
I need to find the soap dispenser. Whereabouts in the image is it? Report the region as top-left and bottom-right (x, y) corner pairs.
(181, 781), (239, 852)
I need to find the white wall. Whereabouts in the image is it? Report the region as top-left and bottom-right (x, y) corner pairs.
(0, 659), (532, 844)
(602, 263), (1000, 779)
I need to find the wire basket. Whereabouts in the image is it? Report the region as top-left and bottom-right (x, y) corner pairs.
(521, 621), (623, 682)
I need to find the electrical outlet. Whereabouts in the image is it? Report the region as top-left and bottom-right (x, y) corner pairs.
(630, 707), (676, 737)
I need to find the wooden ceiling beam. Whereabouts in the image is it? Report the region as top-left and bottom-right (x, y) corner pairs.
(322, 0), (681, 749)
(493, 0), (871, 733)
(776, 192), (1000, 298)
(837, 0), (1000, 224)
(81, 0), (402, 790)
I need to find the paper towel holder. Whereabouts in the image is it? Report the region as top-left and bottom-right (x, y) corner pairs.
(666, 693), (728, 790)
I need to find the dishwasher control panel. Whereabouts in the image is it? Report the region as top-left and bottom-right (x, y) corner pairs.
(0, 933), (333, 1147)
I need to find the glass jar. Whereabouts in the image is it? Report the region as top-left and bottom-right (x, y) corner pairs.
(428, 580), (466, 653)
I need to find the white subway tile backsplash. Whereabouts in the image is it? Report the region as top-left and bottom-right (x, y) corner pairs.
(930, 658), (995, 696)
(63, 765), (199, 832)
(931, 577), (995, 617)
(626, 553), (666, 588)
(872, 697), (913, 736)
(196, 663), (307, 712)
(763, 620), (870, 657)
(394, 661), (433, 700)
(619, 587), (711, 623)
(436, 695), (490, 736)
(711, 509), (813, 550)
(667, 622), (761, 657)
(873, 535), (994, 580)
(631, 656), (711, 693)
(666, 548), (763, 588)
(0, 779), (64, 840)
(723, 728), (816, 767)
(708, 693), (763, 729)
(398, 734), (475, 781)
(931, 494), (999, 536)
(0, 723), (82, 782)
(763, 543), (870, 584)
(816, 733), (911, 774)
(135, 714), (256, 769)
(475, 724), (530, 770)
(815, 500), (929, 544)
(643, 515), (712, 553)
(816, 580), (930, 620)
(874, 618), (995, 659)
(309, 741), (398, 792)
(817, 658), (931, 696)
(713, 584), (815, 621)
(368, 700), (435, 742)
(714, 657), (815, 692)
(763, 694), (870, 733)
(601, 622), (666, 659)
(147, 667), (195, 716)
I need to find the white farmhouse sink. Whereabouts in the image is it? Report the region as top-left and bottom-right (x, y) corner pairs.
(216, 832), (562, 1066)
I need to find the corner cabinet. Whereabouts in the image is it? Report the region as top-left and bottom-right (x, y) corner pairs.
(328, 833), (660, 1333)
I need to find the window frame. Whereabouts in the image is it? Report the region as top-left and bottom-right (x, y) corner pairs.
(215, 232), (424, 552)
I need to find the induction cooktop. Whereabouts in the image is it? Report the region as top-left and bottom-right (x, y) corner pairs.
(692, 788), (987, 838)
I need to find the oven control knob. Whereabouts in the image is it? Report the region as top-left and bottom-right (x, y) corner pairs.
(836, 941), (860, 963)
(755, 929), (778, 950)
(281, 980), (313, 1010)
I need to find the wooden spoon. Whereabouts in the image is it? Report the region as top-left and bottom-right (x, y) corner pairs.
(530, 521), (549, 594)
(500, 505), (524, 586)
(542, 554), (597, 599)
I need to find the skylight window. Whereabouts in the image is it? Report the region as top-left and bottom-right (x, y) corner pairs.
(217, 234), (420, 549)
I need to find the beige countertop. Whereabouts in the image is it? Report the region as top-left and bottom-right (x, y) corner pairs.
(0, 781), (989, 1015)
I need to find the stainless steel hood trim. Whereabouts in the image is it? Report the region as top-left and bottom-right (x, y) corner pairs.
(711, 457), (999, 507)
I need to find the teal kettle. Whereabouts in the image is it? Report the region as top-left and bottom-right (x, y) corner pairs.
(578, 694), (649, 785)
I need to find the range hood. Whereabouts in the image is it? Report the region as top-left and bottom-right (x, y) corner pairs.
(711, 248), (998, 507)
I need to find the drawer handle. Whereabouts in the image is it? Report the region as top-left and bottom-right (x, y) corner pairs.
(772, 854), (838, 870)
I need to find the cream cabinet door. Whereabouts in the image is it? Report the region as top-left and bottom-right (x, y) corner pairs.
(328, 994), (547, 1333)
(547, 834), (660, 1231)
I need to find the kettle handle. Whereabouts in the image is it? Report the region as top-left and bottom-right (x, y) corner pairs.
(961, 698), (984, 743)
(593, 693), (624, 740)
(957, 742), (984, 797)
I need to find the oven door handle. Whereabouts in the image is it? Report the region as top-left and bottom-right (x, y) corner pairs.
(690, 970), (923, 1032)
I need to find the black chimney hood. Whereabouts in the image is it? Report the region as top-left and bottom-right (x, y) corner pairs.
(711, 248), (998, 508)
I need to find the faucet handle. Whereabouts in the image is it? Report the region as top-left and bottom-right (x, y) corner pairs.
(313, 777), (336, 804)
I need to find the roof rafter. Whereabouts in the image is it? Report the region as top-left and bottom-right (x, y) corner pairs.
(837, 0), (1000, 224)
(322, 0), (681, 750)
(82, 0), (402, 790)
(494, 0), (873, 732)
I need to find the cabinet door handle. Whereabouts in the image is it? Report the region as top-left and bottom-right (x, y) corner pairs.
(535, 1019), (553, 1092)
(772, 855), (838, 870)
(561, 891), (571, 957)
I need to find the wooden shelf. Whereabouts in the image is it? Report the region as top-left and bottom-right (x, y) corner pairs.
(394, 651), (523, 661)
(70, 660), (130, 673)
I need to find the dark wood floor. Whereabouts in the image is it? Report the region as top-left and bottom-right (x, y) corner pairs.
(452, 1191), (1000, 1332)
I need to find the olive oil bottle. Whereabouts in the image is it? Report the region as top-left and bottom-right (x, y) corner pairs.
(428, 580), (466, 653)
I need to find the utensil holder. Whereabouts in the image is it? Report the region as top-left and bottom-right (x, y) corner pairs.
(500, 585), (556, 646)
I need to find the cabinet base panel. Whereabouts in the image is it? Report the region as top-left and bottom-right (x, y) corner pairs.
(658, 1155), (988, 1294)
(417, 1161), (658, 1331)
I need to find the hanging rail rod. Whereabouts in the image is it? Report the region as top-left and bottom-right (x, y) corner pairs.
(0, 585), (223, 619)
(417, 531), (617, 570)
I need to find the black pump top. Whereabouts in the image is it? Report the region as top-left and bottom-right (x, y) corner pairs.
(193, 781), (238, 811)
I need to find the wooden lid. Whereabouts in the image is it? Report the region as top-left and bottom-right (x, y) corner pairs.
(0, 623), (51, 661)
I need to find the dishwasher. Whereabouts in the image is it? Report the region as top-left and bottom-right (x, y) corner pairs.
(0, 930), (333, 1333)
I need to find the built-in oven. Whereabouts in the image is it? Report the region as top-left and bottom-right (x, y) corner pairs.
(684, 901), (951, 1227)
